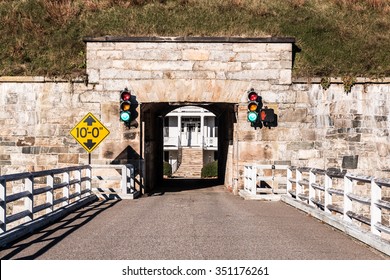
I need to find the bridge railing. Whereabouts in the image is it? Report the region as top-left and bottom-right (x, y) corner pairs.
(0, 165), (92, 234)
(286, 166), (390, 238)
(91, 164), (136, 199)
(244, 164), (390, 254)
(0, 163), (138, 241)
(244, 164), (288, 195)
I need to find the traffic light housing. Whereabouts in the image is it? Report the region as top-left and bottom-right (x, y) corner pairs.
(246, 89), (263, 128)
(260, 108), (278, 128)
(120, 88), (132, 125)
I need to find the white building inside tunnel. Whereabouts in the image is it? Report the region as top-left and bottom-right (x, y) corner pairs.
(163, 106), (218, 177)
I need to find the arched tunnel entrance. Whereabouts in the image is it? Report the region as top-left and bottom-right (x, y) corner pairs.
(141, 102), (236, 193)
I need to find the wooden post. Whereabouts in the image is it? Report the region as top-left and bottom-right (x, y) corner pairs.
(86, 166), (92, 194)
(371, 179), (381, 236)
(75, 168), (81, 201)
(46, 173), (54, 214)
(121, 165), (127, 195)
(324, 173), (332, 214)
(25, 175), (34, 222)
(63, 171), (70, 207)
(309, 170), (316, 207)
(296, 169), (302, 201)
(0, 178), (6, 233)
(343, 175), (353, 223)
(286, 167), (292, 197)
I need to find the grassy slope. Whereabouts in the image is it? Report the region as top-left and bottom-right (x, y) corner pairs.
(0, 0), (389, 78)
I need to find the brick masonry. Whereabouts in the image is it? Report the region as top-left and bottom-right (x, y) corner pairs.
(1, 37), (390, 192)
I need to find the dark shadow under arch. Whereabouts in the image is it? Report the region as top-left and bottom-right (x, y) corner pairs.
(141, 102), (236, 193)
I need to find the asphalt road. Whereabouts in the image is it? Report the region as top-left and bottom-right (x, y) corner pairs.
(0, 185), (388, 260)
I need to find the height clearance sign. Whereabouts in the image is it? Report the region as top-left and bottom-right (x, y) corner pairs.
(70, 112), (110, 153)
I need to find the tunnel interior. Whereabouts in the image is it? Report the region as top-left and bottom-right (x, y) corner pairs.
(141, 102), (236, 193)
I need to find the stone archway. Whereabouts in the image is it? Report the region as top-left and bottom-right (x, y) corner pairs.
(141, 102), (235, 192)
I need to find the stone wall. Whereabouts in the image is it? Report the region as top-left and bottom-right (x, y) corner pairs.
(0, 77), (130, 175)
(1, 77), (389, 188)
(236, 78), (390, 182)
(1, 37), (390, 192)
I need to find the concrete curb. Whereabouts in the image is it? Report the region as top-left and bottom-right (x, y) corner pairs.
(280, 195), (390, 257)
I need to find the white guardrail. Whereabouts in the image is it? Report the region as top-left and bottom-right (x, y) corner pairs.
(0, 164), (136, 246)
(244, 164), (390, 255)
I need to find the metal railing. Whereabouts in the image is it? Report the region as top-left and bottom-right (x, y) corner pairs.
(0, 165), (92, 234)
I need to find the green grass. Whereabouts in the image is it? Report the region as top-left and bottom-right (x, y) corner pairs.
(1, 0), (389, 78)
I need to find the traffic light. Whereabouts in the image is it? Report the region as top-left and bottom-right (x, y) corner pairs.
(260, 108), (278, 128)
(247, 89), (262, 128)
(120, 88), (132, 125)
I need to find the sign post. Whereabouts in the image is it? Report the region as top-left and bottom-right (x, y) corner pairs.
(70, 112), (110, 163)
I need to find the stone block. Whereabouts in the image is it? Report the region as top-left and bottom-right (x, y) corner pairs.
(287, 142), (315, 150)
(266, 43), (292, 52)
(279, 69), (292, 84)
(96, 50), (123, 60)
(58, 154), (79, 164)
(342, 155), (359, 169)
(279, 108), (307, 123)
(239, 142), (276, 161)
(16, 137), (35, 146)
(298, 149), (319, 160)
(376, 143), (389, 157)
(193, 61), (242, 72)
(182, 49), (210, 61)
(87, 69), (99, 84)
(226, 70), (280, 81)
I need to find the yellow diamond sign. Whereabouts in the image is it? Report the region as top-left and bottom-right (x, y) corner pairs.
(70, 112), (110, 153)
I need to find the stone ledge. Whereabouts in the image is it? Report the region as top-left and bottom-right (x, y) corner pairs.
(83, 36), (296, 44)
(0, 76), (86, 83)
(293, 77), (390, 84)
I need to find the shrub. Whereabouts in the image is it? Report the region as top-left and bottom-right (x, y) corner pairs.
(201, 160), (218, 178)
(163, 161), (172, 177)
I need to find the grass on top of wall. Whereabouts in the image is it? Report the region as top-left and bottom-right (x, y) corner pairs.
(1, 0), (389, 78)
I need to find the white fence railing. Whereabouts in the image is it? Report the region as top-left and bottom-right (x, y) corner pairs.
(91, 164), (136, 199)
(163, 136), (179, 147)
(244, 164), (390, 255)
(203, 136), (218, 149)
(0, 164), (137, 246)
(286, 166), (390, 237)
(0, 165), (92, 235)
(244, 164), (288, 195)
